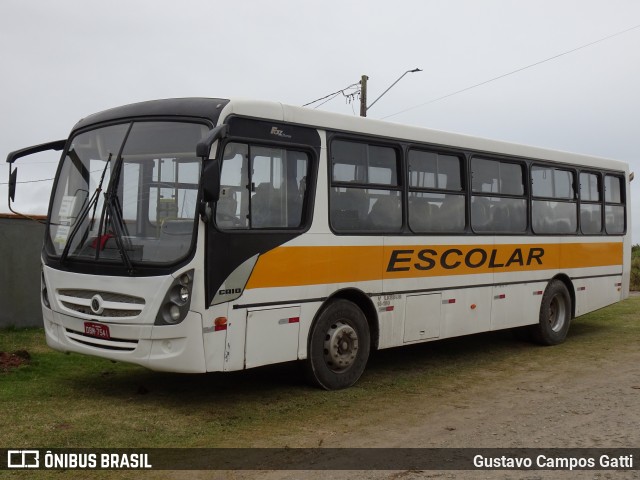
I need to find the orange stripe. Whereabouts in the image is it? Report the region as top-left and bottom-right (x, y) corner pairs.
(245, 242), (623, 289)
(246, 246), (383, 288)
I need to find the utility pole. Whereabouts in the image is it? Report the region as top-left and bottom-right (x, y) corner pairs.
(359, 75), (368, 117)
(359, 68), (422, 118)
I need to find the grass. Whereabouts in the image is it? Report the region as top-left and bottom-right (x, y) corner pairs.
(1, 297), (640, 478)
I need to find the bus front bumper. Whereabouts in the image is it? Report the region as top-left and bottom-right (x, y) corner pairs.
(43, 307), (206, 373)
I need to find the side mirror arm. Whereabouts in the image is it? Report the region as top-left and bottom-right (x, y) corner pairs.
(196, 125), (228, 159)
(6, 140), (66, 165)
(6, 139), (66, 222)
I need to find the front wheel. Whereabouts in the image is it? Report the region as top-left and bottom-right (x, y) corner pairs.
(305, 299), (370, 390)
(531, 279), (572, 345)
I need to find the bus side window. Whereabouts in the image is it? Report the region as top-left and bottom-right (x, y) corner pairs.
(251, 182), (280, 227)
(330, 139), (401, 233)
(217, 143), (249, 228)
(471, 158), (526, 233)
(579, 172), (602, 234)
(368, 192), (402, 230)
(250, 147), (309, 229)
(531, 166), (577, 234)
(408, 150), (464, 233)
(604, 175), (625, 234)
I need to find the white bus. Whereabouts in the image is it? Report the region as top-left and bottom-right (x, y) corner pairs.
(7, 98), (631, 389)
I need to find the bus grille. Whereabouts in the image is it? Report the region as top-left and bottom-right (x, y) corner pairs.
(65, 328), (138, 352)
(57, 289), (145, 319)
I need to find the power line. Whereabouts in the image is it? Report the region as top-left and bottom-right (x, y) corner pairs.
(20, 161), (59, 165)
(303, 82), (360, 108)
(310, 92), (341, 109)
(0, 168), (106, 186)
(382, 23), (640, 120)
(0, 176), (55, 185)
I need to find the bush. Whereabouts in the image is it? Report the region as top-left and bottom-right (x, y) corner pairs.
(631, 247), (640, 291)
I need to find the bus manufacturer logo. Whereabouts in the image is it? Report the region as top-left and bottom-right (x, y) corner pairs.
(90, 294), (104, 315)
(219, 288), (242, 296)
(270, 127), (292, 139)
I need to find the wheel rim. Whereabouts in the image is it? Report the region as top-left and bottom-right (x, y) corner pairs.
(548, 294), (567, 332)
(323, 321), (359, 373)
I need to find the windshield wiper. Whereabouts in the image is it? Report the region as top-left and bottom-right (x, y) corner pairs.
(60, 151), (112, 264)
(104, 190), (134, 273)
(94, 147), (135, 273)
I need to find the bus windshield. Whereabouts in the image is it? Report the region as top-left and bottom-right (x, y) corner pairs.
(46, 121), (209, 266)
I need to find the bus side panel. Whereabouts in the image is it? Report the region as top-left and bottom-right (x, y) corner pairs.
(202, 303), (230, 372)
(574, 275), (624, 317)
(223, 305), (248, 371)
(490, 282), (545, 330)
(565, 236), (625, 317)
(403, 294), (441, 342)
(245, 306), (300, 369)
(439, 286), (493, 339)
(297, 301), (324, 361)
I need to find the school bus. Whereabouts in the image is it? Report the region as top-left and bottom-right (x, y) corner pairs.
(6, 98), (631, 389)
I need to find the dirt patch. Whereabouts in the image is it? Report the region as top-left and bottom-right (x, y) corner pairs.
(202, 316), (640, 480)
(211, 349), (640, 480)
(0, 350), (31, 372)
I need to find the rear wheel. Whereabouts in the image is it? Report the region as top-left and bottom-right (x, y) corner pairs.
(306, 299), (370, 390)
(531, 279), (572, 345)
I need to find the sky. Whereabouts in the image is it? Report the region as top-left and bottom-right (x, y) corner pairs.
(1, 0), (639, 241)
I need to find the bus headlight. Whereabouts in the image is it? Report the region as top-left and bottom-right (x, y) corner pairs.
(169, 305), (181, 322)
(155, 269), (194, 325)
(179, 286), (189, 303)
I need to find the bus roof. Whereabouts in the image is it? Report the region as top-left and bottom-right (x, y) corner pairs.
(222, 98), (629, 173)
(72, 97), (230, 132)
(72, 97), (628, 173)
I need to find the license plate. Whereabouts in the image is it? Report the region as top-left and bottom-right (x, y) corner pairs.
(84, 322), (110, 340)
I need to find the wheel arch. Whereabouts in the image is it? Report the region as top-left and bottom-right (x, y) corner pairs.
(312, 288), (380, 351)
(550, 274), (576, 319)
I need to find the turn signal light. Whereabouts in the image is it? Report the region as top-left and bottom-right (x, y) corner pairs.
(41, 270), (51, 309)
(214, 317), (227, 331)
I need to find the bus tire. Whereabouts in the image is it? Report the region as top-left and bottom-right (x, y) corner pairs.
(531, 280), (572, 345)
(306, 299), (370, 390)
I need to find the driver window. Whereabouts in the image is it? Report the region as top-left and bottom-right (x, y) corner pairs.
(216, 142), (309, 229)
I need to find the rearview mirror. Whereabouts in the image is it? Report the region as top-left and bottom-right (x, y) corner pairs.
(202, 159), (221, 203)
(8, 167), (17, 202)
